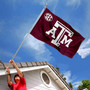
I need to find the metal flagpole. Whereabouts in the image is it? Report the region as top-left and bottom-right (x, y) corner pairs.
(12, 4), (48, 60)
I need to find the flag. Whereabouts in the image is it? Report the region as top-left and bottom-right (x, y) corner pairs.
(30, 8), (85, 58)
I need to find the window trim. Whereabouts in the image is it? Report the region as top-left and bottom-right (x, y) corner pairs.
(40, 71), (51, 87)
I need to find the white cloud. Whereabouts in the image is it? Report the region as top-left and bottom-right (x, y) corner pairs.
(66, 0), (81, 7)
(24, 35), (53, 61)
(77, 39), (90, 58)
(73, 81), (81, 88)
(63, 71), (73, 83)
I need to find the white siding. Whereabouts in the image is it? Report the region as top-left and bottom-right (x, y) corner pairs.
(0, 70), (61, 90)
(24, 70), (61, 90)
(0, 75), (10, 90)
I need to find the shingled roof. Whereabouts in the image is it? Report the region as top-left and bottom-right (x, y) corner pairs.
(0, 61), (72, 90)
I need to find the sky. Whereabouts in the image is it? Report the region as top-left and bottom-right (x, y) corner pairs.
(0, 0), (90, 89)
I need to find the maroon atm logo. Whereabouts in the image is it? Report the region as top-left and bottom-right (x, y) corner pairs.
(46, 20), (74, 48)
(30, 8), (85, 58)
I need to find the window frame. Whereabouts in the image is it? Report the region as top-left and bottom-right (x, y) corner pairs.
(40, 71), (51, 87)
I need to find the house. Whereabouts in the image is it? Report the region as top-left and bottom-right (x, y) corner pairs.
(0, 61), (72, 90)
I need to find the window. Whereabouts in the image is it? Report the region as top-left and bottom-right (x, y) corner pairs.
(40, 71), (51, 87)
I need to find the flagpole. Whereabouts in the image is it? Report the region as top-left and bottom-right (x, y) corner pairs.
(29, 3), (48, 34)
(12, 4), (48, 60)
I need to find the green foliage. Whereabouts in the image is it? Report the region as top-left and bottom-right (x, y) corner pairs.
(63, 77), (66, 80)
(69, 82), (73, 89)
(78, 80), (90, 90)
(56, 66), (60, 73)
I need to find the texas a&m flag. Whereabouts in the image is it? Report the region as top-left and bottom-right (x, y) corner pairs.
(30, 8), (85, 58)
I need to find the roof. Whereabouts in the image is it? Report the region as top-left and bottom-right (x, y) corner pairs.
(0, 61), (72, 90)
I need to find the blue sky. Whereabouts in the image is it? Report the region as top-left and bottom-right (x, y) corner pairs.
(0, 0), (90, 89)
